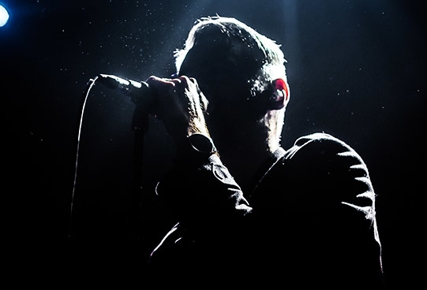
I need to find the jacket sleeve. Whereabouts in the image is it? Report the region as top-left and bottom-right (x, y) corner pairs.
(155, 154), (252, 242)
(287, 132), (381, 244)
(280, 132), (384, 287)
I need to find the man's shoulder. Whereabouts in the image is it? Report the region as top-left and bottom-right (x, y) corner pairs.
(286, 132), (347, 153)
(273, 131), (371, 195)
(253, 132), (374, 212)
(295, 132), (339, 144)
(283, 132), (362, 164)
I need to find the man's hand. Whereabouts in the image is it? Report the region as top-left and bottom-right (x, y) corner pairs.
(146, 75), (210, 144)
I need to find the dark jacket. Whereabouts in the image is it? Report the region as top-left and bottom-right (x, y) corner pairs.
(149, 133), (383, 288)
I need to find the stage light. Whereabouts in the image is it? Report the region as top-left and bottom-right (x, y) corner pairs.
(0, 4), (9, 27)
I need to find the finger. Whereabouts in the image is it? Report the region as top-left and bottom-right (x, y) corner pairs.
(185, 76), (200, 89)
(188, 77), (197, 85)
(146, 75), (174, 86)
(146, 76), (178, 98)
(199, 91), (209, 112)
(187, 77), (202, 94)
(187, 77), (208, 111)
(170, 77), (182, 85)
(171, 76), (190, 90)
(178, 75), (190, 82)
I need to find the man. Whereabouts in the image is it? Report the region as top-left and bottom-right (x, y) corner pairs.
(145, 16), (383, 287)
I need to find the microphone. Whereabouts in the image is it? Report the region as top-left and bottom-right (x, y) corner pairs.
(97, 74), (155, 108)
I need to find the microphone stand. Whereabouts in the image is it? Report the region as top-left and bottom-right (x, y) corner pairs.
(94, 74), (154, 257)
(129, 104), (150, 243)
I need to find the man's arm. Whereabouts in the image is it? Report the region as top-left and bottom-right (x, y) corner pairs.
(146, 74), (253, 245)
(155, 154), (252, 242)
(281, 133), (384, 287)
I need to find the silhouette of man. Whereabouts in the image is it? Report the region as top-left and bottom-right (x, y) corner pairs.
(146, 16), (383, 288)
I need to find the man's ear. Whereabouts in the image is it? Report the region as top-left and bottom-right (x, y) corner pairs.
(268, 78), (290, 110)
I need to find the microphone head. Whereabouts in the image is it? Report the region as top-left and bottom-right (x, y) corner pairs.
(97, 73), (154, 109)
(98, 74), (130, 89)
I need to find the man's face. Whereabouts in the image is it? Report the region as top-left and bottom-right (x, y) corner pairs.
(180, 46), (265, 113)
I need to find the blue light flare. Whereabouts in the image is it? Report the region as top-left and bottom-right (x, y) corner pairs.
(0, 4), (9, 27)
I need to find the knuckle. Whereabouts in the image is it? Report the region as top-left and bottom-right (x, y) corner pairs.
(146, 75), (157, 85)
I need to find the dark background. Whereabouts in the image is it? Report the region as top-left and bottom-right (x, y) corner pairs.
(2, 0), (425, 287)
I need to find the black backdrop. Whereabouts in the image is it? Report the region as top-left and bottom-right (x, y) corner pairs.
(2, 0), (425, 287)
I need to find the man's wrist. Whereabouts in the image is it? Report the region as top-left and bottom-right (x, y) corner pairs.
(188, 133), (217, 155)
(175, 133), (218, 166)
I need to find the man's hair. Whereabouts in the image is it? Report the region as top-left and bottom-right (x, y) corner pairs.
(175, 16), (286, 76)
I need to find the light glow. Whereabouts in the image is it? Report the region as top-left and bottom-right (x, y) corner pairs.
(0, 5), (9, 27)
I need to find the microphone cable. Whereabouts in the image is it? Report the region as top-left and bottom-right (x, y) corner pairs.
(68, 75), (98, 238)
(68, 74), (153, 238)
